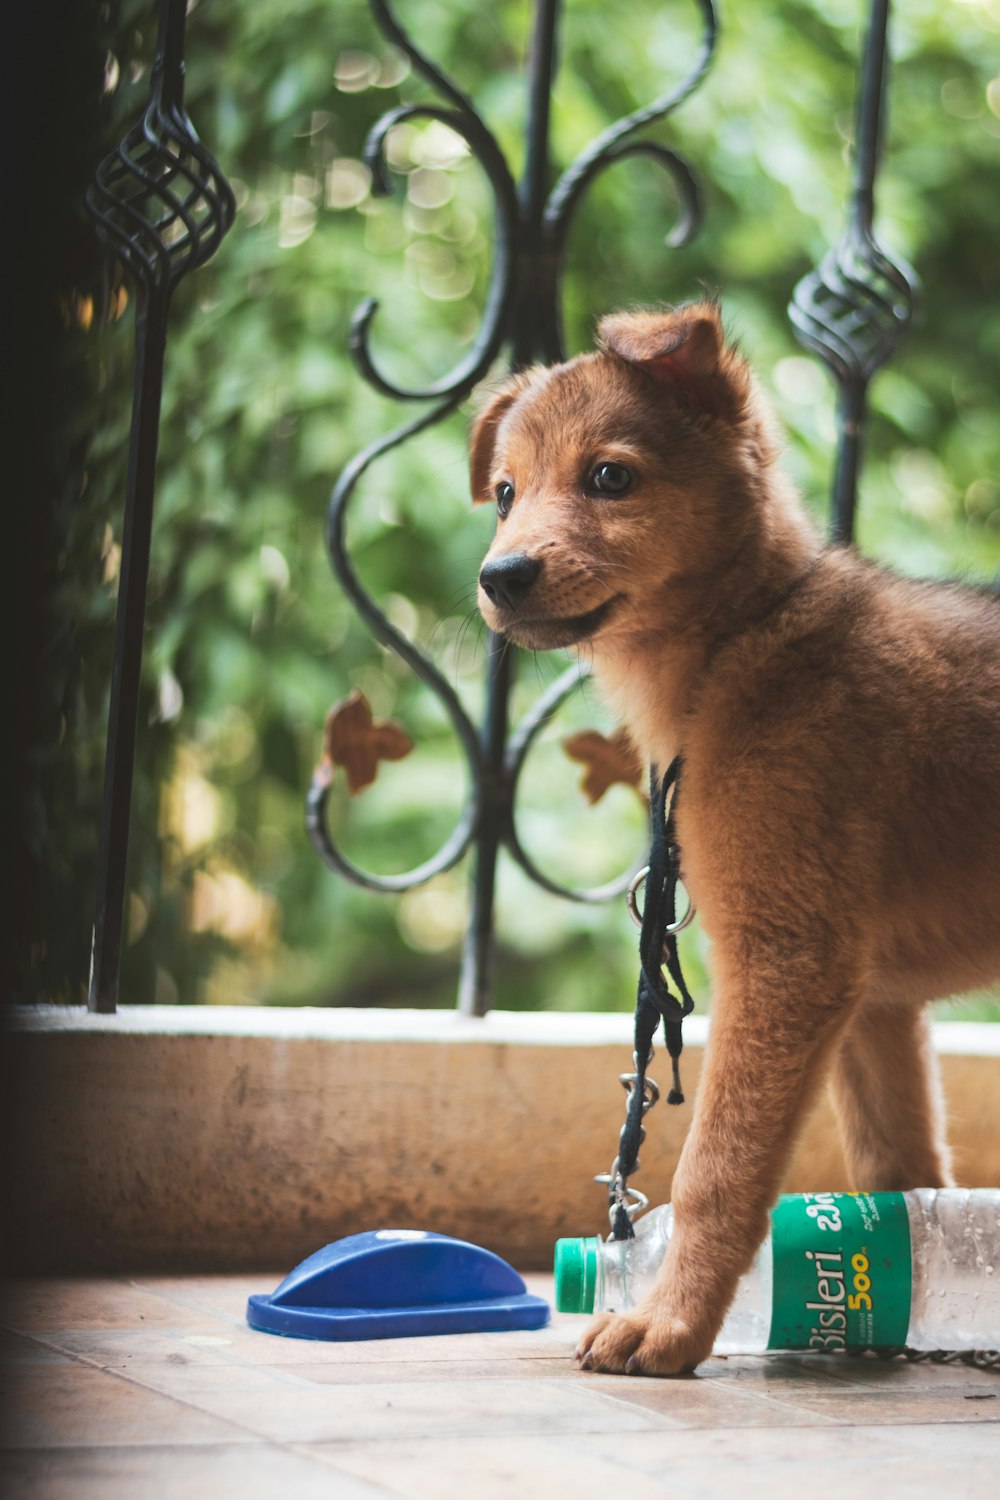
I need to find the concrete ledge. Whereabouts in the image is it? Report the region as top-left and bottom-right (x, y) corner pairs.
(5, 1007), (999, 1273)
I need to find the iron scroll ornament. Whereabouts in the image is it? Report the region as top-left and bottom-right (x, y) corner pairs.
(308, 0), (718, 1009)
(86, 1), (235, 297)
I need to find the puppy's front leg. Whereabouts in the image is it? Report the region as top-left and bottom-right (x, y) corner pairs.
(577, 951), (858, 1375)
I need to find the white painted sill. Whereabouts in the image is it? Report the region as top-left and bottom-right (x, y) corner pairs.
(9, 1004), (1000, 1055)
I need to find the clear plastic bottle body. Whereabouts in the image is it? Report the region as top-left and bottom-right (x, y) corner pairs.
(904, 1188), (1000, 1348)
(591, 1189), (1000, 1353)
(596, 1203), (772, 1353)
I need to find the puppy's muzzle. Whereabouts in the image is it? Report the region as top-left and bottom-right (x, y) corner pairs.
(479, 552), (542, 613)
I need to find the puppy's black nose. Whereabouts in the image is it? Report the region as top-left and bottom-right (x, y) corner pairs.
(479, 553), (542, 612)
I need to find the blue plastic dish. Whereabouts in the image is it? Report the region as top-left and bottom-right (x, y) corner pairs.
(246, 1228), (551, 1341)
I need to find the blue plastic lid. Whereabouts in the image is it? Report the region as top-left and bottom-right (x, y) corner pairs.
(246, 1228), (551, 1341)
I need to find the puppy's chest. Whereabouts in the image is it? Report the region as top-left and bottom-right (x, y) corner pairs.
(590, 653), (695, 771)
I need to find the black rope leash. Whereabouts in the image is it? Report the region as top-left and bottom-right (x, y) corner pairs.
(607, 756), (695, 1242)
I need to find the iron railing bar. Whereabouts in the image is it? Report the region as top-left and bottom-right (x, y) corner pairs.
(851, 0), (890, 235)
(789, 0), (914, 543)
(88, 293), (170, 1011)
(85, 0), (235, 1010)
(457, 0), (564, 1015)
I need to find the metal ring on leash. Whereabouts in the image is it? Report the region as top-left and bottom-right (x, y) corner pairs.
(626, 864), (696, 937)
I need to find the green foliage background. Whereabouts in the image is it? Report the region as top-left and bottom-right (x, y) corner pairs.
(22, 0), (1000, 1016)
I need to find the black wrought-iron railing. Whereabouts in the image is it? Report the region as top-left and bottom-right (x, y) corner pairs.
(85, 0), (236, 1011)
(86, 0), (912, 1014)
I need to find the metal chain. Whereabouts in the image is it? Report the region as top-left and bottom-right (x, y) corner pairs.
(851, 1347), (1000, 1370)
(594, 1051), (661, 1232)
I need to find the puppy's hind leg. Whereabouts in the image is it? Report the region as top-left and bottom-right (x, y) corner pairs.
(830, 1004), (953, 1191)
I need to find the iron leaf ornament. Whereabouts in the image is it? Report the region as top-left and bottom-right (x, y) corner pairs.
(321, 691), (414, 797)
(563, 728), (645, 806)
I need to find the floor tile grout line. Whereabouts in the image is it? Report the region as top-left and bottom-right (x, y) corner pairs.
(577, 1371), (1000, 1428)
(283, 1411), (1000, 1466)
(1, 1324), (84, 1361)
(0, 1326), (63, 1353)
(577, 1378), (846, 1429)
(126, 1277), (255, 1330)
(692, 1377), (846, 1425)
(3, 1269), (256, 1333)
(7, 1324), (615, 1389)
(0, 1323), (286, 1450)
(568, 1371), (825, 1427)
(1, 1325), (417, 1485)
(0, 1433), (405, 1492)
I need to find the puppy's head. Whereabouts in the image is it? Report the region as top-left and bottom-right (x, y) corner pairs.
(471, 301), (776, 652)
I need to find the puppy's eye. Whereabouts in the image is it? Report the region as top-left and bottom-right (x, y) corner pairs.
(591, 462), (633, 497)
(495, 481), (515, 518)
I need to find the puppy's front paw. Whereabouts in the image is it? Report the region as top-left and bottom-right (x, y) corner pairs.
(574, 1305), (710, 1376)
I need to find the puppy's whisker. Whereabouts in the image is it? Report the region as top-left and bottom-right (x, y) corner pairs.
(442, 583), (480, 610)
(457, 609), (487, 676)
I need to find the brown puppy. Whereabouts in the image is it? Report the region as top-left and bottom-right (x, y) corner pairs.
(471, 301), (1000, 1376)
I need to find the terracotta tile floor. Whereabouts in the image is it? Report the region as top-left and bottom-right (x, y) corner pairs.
(2, 1273), (998, 1498)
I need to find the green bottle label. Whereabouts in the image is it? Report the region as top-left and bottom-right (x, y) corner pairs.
(767, 1192), (912, 1351)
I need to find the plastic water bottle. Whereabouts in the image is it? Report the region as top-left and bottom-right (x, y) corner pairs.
(554, 1189), (1000, 1352)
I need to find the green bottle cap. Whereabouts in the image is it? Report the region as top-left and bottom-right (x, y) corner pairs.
(554, 1236), (599, 1313)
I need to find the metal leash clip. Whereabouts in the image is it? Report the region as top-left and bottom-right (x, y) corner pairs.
(594, 1155), (650, 1233)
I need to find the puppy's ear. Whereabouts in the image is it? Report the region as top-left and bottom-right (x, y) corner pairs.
(469, 372), (536, 504)
(597, 303), (747, 420)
